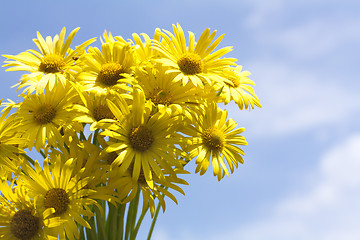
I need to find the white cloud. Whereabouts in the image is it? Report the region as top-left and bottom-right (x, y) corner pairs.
(212, 134), (360, 240)
(243, 1), (360, 59)
(225, 1), (360, 139)
(154, 134), (360, 240)
(230, 62), (360, 138)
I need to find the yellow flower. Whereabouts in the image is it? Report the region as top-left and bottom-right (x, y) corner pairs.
(48, 135), (118, 204)
(15, 85), (82, 151)
(130, 29), (162, 66)
(96, 89), (185, 189)
(183, 103), (248, 181)
(217, 65), (262, 110)
(134, 64), (203, 118)
(76, 39), (136, 95)
(19, 157), (98, 240)
(0, 180), (57, 240)
(2, 28), (95, 93)
(155, 23), (236, 87)
(72, 89), (117, 129)
(0, 101), (26, 172)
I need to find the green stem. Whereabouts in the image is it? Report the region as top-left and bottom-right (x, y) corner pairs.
(132, 204), (149, 239)
(125, 189), (140, 240)
(39, 149), (46, 159)
(85, 215), (97, 240)
(79, 130), (87, 141)
(116, 203), (126, 240)
(93, 129), (99, 146)
(147, 186), (168, 240)
(20, 153), (35, 166)
(79, 224), (85, 240)
(95, 200), (106, 240)
(147, 200), (162, 240)
(107, 202), (118, 240)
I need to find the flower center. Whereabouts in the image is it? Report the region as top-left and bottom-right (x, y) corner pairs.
(177, 52), (204, 75)
(38, 54), (66, 74)
(93, 105), (115, 121)
(33, 104), (56, 125)
(96, 62), (124, 86)
(202, 127), (225, 151)
(128, 125), (154, 152)
(149, 88), (172, 105)
(226, 75), (240, 88)
(10, 209), (40, 240)
(44, 188), (70, 215)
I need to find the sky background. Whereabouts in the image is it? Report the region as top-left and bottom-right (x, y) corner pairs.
(1, 0), (360, 239)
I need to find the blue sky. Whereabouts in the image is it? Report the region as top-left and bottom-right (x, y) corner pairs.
(1, 0), (360, 239)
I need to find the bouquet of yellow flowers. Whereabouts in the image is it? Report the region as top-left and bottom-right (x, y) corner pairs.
(0, 24), (261, 240)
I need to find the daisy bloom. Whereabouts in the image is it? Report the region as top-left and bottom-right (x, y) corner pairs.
(2, 28), (95, 93)
(0, 180), (57, 240)
(155, 23), (236, 87)
(97, 88), (185, 190)
(47, 138), (119, 205)
(19, 157), (99, 240)
(183, 103), (248, 181)
(130, 28), (162, 66)
(72, 89), (117, 129)
(134, 64), (204, 118)
(76, 40), (136, 95)
(217, 65), (261, 110)
(0, 101), (25, 172)
(15, 84), (82, 151)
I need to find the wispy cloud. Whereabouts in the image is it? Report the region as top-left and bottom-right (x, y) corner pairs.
(230, 61), (360, 139)
(154, 134), (360, 240)
(217, 134), (360, 240)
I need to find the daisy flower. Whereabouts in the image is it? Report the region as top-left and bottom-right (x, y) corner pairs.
(47, 138), (119, 205)
(72, 89), (117, 129)
(76, 39), (136, 95)
(0, 180), (57, 240)
(2, 27), (95, 93)
(96, 88), (185, 190)
(0, 101), (25, 172)
(15, 84), (82, 151)
(154, 23), (236, 87)
(19, 157), (99, 240)
(134, 64), (204, 118)
(183, 103), (248, 181)
(130, 28), (162, 66)
(217, 65), (261, 110)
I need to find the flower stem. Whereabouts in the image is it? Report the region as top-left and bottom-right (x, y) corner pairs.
(147, 200), (162, 240)
(125, 189), (140, 240)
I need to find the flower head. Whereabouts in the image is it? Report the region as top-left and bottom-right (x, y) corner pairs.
(183, 103), (247, 180)
(155, 23), (236, 87)
(2, 28), (95, 93)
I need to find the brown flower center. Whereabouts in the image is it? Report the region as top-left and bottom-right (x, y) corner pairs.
(202, 127), (225, 151)
(44, 188), (70, 215)
(93, 105), (115, 121)
(149, 88), (172, 105)
(128, 125), (154, 152)
(10, 209), (40, 240)
(177, 52), (204, 75)
(38, 54), (66, 74)
(33, 104), (56, 124)
(96, 62), (124, 86)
